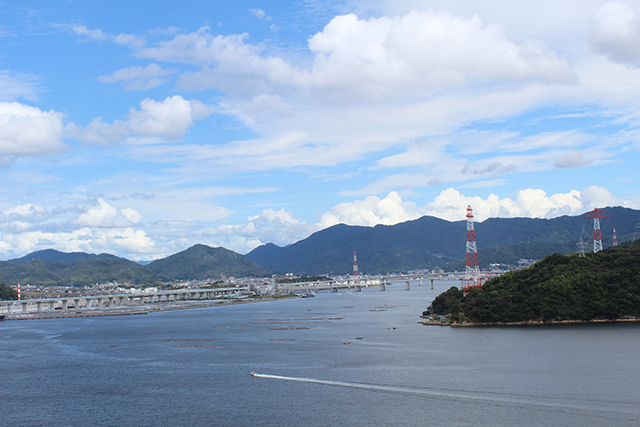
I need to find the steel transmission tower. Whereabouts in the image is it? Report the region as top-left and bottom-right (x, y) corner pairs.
(464, 205), (482, 292)
(585, 208), (608, 253)
(613, 228), (618, 247)
(352, 250), (358, 277)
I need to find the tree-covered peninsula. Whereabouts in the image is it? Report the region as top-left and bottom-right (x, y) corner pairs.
(426, 243), (640, 324)
(0, 282), (18, 300)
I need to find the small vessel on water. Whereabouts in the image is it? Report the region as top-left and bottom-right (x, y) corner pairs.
(250, 371), (257, 377)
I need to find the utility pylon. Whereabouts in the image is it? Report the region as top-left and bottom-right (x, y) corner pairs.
(352, 250), (358, 277)
(464, 205), (482, 293)
(585, 208), (608, 253)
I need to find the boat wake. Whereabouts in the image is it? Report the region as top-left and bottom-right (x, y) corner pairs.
(249, 372), (639, 415)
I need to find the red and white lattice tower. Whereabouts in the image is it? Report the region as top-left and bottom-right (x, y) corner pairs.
(352, 251), (359, 277)
(585, 208), (608, 253)
(18, 282), (21, 300)
(613, 228), (618, 247)
(464, 205), (482, 293)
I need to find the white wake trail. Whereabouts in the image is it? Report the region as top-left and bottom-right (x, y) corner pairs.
(250, 373), (639, 416)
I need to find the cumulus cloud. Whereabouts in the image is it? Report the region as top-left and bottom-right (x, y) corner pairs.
(424, 186), (627, 221)
(2, 204), (48, 224)
(306, 12), (574, 100)
(0, 227), (156, 259)
(319, 191), (420, 228)
(589, 1), (640, 67)
(74, 198), (142, 228)
(137, 10), (573, 102)
(204, 208), (316, 252)
(67, 95), (210, 145)
(0, 198), (155, 260)
(98, 63), (176, 90)
(0, 102), (66, 164)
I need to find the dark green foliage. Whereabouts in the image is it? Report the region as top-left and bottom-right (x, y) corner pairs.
(8, 249), (119, 264)
(0, 282), (18, 300)
(147, 244), (272, 280)
(429, 245), (640, 323)
(0, 258), (162, 288)
(247, 206), (640, 275)
(430, 286), (464, 321)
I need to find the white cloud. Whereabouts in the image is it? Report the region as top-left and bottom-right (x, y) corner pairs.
(552, 150), (595, 168)
(423, 186), (630, 221)
(589, 1), (640, 67)
(74, 198), (141, 228)
(319, 191), (420, 228)
(0, 198), (155, 259)
(0, 228), (156, 259)
(203, 207), (316, 252)
(0, 70), (41, 102)
(250, 8), (271, 21)
(0, 102), (66, 164)
(71, 25), (107, 41)
(98, 63), (176, 90)
(305, 12), (574, 101)
(72, 25), (145, 49)
(136, 28), (257, 67)
(2, 204), (48, 223)
(67, 95), (210, 145)
(141, 10), (574, 103)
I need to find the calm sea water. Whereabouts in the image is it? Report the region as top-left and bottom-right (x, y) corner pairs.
(1, 281), (639, 427)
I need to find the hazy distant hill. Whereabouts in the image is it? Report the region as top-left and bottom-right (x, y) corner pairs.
(147, 244), (273, 280)
(246, 207), (640, 275)
(0, 245), (272, 288)
(8, 249), (120, 264)
(0, 257), (161, 288)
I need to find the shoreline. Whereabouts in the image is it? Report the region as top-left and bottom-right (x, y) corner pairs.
(2, 295), (299, 321)
(421, 317), (640, 327)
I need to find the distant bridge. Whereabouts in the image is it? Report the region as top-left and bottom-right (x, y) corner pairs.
(0, 287), (245, 316)
(276, 271), (503, 293)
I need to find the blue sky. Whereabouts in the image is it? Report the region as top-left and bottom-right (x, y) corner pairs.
(2, 0), (640, 260)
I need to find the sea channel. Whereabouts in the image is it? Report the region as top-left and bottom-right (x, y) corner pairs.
(1, 280), (639, 426)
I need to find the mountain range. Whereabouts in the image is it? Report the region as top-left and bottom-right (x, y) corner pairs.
(245, 206), (640, 275)
(0, 245), (273, 288)
(1, 206), (639, 287)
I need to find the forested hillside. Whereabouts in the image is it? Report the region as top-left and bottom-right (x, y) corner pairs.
(146, 244), (272, 280)
(428, 243), (640, 323)
(0, 282), (18, 300)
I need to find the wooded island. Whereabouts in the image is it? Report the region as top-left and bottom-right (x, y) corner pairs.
(425, 243), (640, 324)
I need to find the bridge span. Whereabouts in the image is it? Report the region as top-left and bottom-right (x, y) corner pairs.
(276, 271), (492, 293)
(0, 287), (245, 317)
